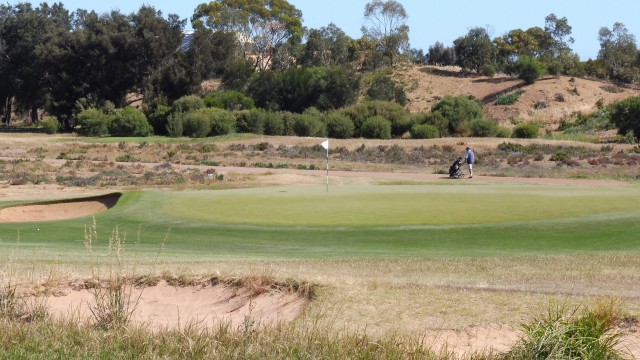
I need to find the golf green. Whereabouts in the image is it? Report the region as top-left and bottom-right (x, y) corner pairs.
(1, 184), (639, 259)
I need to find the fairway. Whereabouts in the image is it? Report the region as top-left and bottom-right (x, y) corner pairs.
(2, 183), (640, 259)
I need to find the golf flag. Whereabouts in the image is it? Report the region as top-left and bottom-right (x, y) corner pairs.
(321, 140), (329, 150)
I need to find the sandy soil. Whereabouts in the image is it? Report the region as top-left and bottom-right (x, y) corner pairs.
(45, 280), (307, 331)
(0, 192), (120, 222)
(398, 65), (640, 130)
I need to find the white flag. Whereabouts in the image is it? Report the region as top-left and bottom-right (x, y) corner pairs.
(320, 140), (329, 150)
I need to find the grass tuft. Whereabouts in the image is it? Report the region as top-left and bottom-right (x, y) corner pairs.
(502, 301), (626, 359)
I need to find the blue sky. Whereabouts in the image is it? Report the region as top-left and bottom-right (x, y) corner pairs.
(37, 1), (640, 60)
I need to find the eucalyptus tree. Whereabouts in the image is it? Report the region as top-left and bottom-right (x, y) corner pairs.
(453, 27), (496, 73)
(598, 22), (638, 83)
(361, 0), (409, 67)
(130, 6), (185, 99)
(0, 2), (71, 124)
(299, 23), (355, 67)
(192, 0), (304, 71)
(542, 13), (577, 75)
(427, 41), (455, 66)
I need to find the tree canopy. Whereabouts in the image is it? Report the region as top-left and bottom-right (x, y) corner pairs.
(192, 0), (303, 71)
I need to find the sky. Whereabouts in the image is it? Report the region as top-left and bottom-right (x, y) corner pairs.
(32, 0), (640, 60)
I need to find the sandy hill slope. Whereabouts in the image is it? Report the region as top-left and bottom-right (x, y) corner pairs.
(397, 65), (640, 131)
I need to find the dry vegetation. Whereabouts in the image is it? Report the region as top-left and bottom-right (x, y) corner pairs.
(2, 67), (640, 358)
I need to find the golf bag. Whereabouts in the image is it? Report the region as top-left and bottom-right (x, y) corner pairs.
(449, 158), (466, 179)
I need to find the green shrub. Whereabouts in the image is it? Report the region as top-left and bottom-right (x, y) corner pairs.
(497, 142), (526, 153)
(234, 110), (257, 134)
(512, 123), (539, 139)
(410, 123), (439, 139)
(41, 116), (59, 134)
(361, 116), (392, 139)
(235, 109), (281, 135)
(183, 110), (213, 138)
(293, 111), (326, 137)
(203, 90), (255, 111)
(340, 101), (410, 137)
(262, 111), (285, 136)
(208, 108), (236, 136)
(514, 56), (547, 84)
(172, 95), (204, 113)
(496, 90), (524, 105)
(610, 96), (640, 139)
(431, 95), (483, 136)
(277, 111), (297, 136)
(496, 127), (512, 138)
(109, 107), (151, 137)
(469, 118), (499, 137)
(326, 112), (354, 139)
(366, 73), (406, 105)
(481, 63), (496, 77)
(147, 104), (172, 135)
(165, 113), (184, 137)
(75, 108), (112, 136)
(549, 151), (570, 163)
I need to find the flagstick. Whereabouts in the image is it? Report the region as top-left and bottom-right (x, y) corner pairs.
(326, 146), (329, 193)
(320, 139), (329, 192)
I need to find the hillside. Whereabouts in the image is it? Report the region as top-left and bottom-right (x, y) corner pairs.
(397, 65), (640, 133)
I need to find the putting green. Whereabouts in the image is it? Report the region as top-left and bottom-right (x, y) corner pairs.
(2, 183), (640, 259)
(145, 184), (640, 227)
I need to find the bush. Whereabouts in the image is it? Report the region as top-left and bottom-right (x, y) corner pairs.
(325, 112), (354, 139)
(469, 118), (500, 137)
(75, 108), (112, 136)
(361, 116), (392, 139)
(366, 73), (406, 105)
(235, 110), (260, 134)
(41, 116), (59, 134)
(497, 142), (526, 153)
(235, 109), (281, 135)
(496, 90), (524, 105)
(166, 113), (184, 137)
(172, 95), (204, 113)
(549, 151), (570, 163)
(262, 111), (285, 136)
(410, 124), (439, 139)
(292, 110), (326, 137)
(514, 56), (547, 84)
(109, 107), (151, 137)
(496, 127), (512, 138)
(147, 104), (172, 135)
(423, 111), (450, 137)
(182, 110), (213, 138)
(340, 101), (410, 137)
(207, 108), (236, 136)
(203, 90), (255, 111)
(277, 111), (297, 136)
(481, 64), (496, 77)
(610, 96), (640, 139)
(183, 108), (236, 138)
(431, 96), (483, 136)
(512, 123), (539, 139)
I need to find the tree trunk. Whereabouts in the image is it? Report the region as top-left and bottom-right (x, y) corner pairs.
(31, 104), (39, 124)
(3, 97), (13, 125)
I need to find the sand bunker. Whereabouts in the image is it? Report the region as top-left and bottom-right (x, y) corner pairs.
(0, 192), (121, 223)
(46, 280), (307, 330)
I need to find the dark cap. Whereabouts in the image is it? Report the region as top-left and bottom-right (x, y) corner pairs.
(466, 147), (470, 150)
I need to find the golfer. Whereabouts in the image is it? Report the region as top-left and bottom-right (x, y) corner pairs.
(464, 147), (474, 178)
